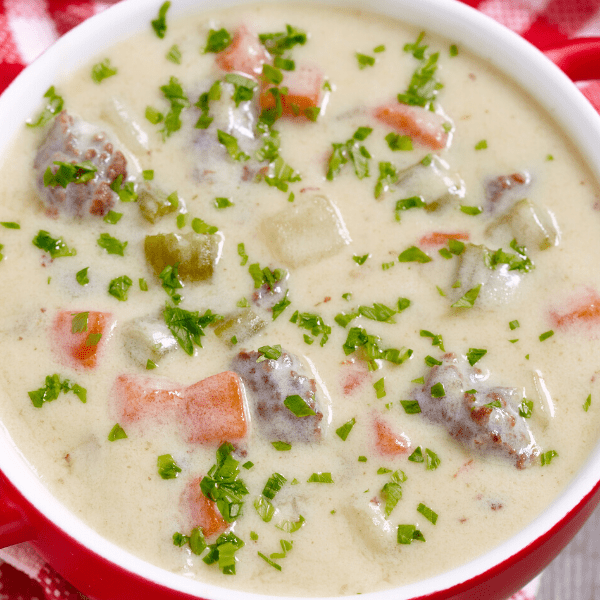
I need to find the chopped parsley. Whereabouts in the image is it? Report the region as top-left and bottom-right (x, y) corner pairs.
(146, 359), (157, 370)
(385, 133), (413, 151)
(451, 284), (481, 308)
(276, 515), (305, 533)
(259, 24), (307, 55)
(108, 423), (127, 441)
(76, 267), (89, 286)
(381, 470), (406, 517)
(139, 278), (149, 291)
(460, 205), (483, 216)
(1, 222), (20, 229)
(335, 418), (356, 441)
(540, 450), (558, 466)
(157, 77), (190, 140)
(509, 320), (520, 330)
(417, 502), (438, 524)
(103, 210), (122, 225)
(326, 127), (372, 180)
(204, 28), (232, 53)
(91, 59), (117, 84)
(307, 472), (334, 483)
(400, 400), (421, 414)
(214, 197), (234, 209)
(33, 230), (76, 258)
(218, 129), (250, 161)
(191, 217), (218, 235)
(539, 330), (554, 342)
(110, 174), (138, 202)
(584, 394), (592, 412)
(248, 263), (286, 290)
(201, 442), (249, 523)
(353, 253), (370, 265)
(398, 245), (431, 263)
(166, 44), (182, 64)
(257, 344), (283, 362)
(272, 441), (292, 451)
(430, 382), (445, 398)
(397, 524), (425, 545)
(151, 1), (170, 39)
(284, 394), (317, 417)
(44, 160), (97, 188)
(374, 161), (398, 198)
(157, 454), (182, 479)
(108, 275), (132, 301)
(398, 32), (442, 109)
(420, 329), (445, 351)
(466, 348), (487, 366)
(202, 532), (245, 574)
(373, 378), (386, 398)
(342, 326), (412, 370)
(484, 240), (533, 273)
(26, 86), (64, 128)
(271, 291), (291, 320)
(449, 44), (459, 56)
(28, 374), (86, 408)
(290, 311), (331, 346)
(474, 139), (488, 150)
(356, 52), (375, 69)
(163, 304), (221, 355)
(195, 80), (221, 129)
(237, 243), (249, 266)
(158, 264), (183, 304)
(225, 73), (258, 106)
(71, 311), (89, 333)
(97, 233), (127, 256)
(395, 196), (426, 222)
(519, 398), (533, 418)
(261, 156), (302, 192)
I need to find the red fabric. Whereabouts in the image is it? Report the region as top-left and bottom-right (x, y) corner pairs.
(0, 0), (599, 597)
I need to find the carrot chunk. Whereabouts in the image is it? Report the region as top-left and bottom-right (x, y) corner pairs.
(111, 374), (181, 425)
(373, 103), (449, 150)
(180, 476), (228, 539)
(419, 232), (469, 247)
(260, 64), (324, 119)
(550, 289), (600, 329)
(340, 359), (370, 395)
(179, 371), (248, 444)
(215, 26), (270, 76)
(373, 415), (411, 457)
(52, 310), (114, 369)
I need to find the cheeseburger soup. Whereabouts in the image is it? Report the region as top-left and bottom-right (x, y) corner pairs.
(1, 1), (600, 596)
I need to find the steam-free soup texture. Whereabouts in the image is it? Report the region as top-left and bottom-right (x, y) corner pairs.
(1, 2), (600, 596)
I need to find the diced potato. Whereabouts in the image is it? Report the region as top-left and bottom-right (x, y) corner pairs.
(144, 232), (218, 282)
(214, 309), (267, 346)
(452, 243), (522, 308)
(395, 155), (464, 208)
(137, 183), (178, 224)
(342, 498), (395, 554)
(122, 315), (179, 367)
(100, 97), (150, 154)
(486, 198), (559, 251)
(261, 194), (350, 268)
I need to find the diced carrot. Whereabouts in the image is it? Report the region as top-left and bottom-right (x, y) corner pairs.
(550, 289), (600, 329)
(419, 232), (469, 248)
(260, 64), (323, 119)
(340, 359), (370, 395)
(373, 103), (449, 150)
(111, 374), (181, 426)
(215, 26), (270, 76)
(373, 415), (411, 457)
(52, 310), (115, 369)
(178, 371), (248, 444)
(180, 476), (228, 539)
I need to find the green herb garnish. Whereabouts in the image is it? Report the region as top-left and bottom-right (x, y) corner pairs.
(108, 423), (127, 441)
(33, 230), (76, 258)
(151, 1), (170, 38)
(26, 86), (64, 128)
(157, 454), (182, 479)
(91, 59), (117, 83)
(28, 374), (87, 408)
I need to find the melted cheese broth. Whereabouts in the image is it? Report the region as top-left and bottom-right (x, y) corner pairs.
(1, 3), (600, 596)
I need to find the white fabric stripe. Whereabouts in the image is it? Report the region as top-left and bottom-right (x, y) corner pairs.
(0, 542), (45, 580)
(5, 0), (58, 65)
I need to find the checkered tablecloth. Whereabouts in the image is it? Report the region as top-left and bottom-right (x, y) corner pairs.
(1, 0), (600, 598)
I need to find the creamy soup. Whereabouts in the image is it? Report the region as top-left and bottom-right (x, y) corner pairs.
(1, 2), (600, 597)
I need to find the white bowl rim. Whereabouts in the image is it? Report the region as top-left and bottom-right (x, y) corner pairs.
(2, 0), (600, 599)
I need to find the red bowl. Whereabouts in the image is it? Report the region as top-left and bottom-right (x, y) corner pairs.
(2, 1), (600, 599)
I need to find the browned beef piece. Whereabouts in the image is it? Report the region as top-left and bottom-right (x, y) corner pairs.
(231, 350), (322, 443)
(411, 353), (539, 469)
(485, 172), (530, 215)
(34, 111), (127, 218)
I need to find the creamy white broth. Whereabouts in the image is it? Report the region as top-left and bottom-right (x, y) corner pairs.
(0, 2), (600, 596)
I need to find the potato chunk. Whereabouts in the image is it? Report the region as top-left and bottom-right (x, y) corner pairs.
(144, 232), (218, 281)
(214, 309), (267, 347)
(261, 194), (350, 268)
(122, 315), (178, 367)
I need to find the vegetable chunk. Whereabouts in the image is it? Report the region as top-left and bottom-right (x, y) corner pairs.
(215, 26), (270, 76)
(373, 103), (449, 150)
(373, 414), (411, 456)
(179, 372), (248, 444)
(52, 310), (115, 370)
(111, 372), (248, 444)
(260, 65), (324, 119)
(261, 194), (350, 267)
(180, 476), (229, 538)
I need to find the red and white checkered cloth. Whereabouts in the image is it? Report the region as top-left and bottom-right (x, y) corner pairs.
(1, 0), (599, 598)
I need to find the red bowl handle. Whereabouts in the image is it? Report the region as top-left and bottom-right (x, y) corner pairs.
(544, 38), (600, 81)
(0, 470), (34, 548)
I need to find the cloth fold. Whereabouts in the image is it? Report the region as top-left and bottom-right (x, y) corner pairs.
(0, 0), (599, 598)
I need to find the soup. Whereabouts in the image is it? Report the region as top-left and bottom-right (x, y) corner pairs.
(1, 2), (599, 596)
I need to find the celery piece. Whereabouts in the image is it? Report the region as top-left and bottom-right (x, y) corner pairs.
(138, 184), (178, 224)
(122, 316), (179, 367)
(214, 309), (267, 346)
(144, 232), (218, 282)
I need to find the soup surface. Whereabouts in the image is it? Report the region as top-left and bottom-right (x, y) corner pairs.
(1, 2), (600, 596)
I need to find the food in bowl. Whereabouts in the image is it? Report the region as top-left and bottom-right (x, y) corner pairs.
(0, 1), (599, 596)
